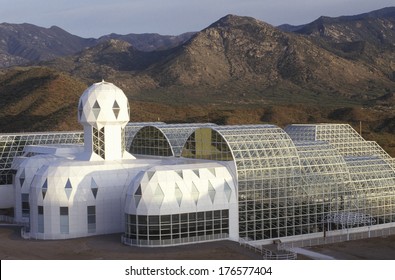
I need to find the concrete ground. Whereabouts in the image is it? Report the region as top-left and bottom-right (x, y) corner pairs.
(1, 226), (395, 260)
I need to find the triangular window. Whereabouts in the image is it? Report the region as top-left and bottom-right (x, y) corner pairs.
(65, 179), (72, 200)
(65, 179), (72, 189)
(91, 178), (99, 199)
(112, 100), (120, 119)
(19, 169), (25, 187)
(42, 179), (48, 200)
(135, 185), (142, 196)
(208, 181), (216, 203)
(176, 170), (183, 179)
(192, 170), (200, 178)
(154, 184), (165, 207)
(92, 101), (101, 119)
(191, 182), (199, 205)
(78, 101), (83, 120)
(175, 183), (183, 207)
(147, 171), (155, 181)
(134, 185), (142, 207)
(91, 188), (98, 199)
(224, 180), (232, 202)
(42, 179), (48, 190)
(208, 168), (216, 177)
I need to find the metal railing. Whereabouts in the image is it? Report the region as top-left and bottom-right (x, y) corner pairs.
(0, 215), (14, 224)
(277, 226), (395, 251)
(122, 233), (229, 247)
(239, 238), (297, 260)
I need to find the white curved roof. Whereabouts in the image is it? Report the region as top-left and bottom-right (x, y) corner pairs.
(78, 81), (130, 127)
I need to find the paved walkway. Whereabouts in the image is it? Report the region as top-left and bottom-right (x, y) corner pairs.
(289, 247), (335, 260)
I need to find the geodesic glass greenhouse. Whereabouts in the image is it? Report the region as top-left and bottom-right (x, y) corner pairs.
(1, 122), (395, 244)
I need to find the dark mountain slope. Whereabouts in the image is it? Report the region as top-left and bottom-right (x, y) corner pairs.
(0, 10), (394, 155)
(0, 23), (195, 68)
(98, 32), (195, 51)
(284, 7), (395, 80)
(0, 67), (87, 131)
(139, 14), (395, 101)
(295, 7), (395, 44)
(0, 23), (97, 67)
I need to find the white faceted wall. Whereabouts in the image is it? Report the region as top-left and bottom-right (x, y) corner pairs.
(14, 155), (59, 223)
(28, 160), (152, 239)
(77, 81), (134, 161)
(78, 81), (130, 127)
(124, 163), (239, 241)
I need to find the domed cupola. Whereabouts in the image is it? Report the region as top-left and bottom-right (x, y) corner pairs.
(77, 81), (134, 161)
(78, 80), (130, 126)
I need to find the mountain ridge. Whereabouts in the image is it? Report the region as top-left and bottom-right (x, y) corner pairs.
(0, 8), (394, 156)
(0, 23), (196, 68)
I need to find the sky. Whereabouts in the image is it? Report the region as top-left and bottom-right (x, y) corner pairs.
(0, 0), (394, 38)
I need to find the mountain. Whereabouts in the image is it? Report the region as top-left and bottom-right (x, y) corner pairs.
(293, 6), (395, 44)
(148, 14), (394, 95)
(46, 12), (395, 103)
(0, 8), (395, 156)
(282, 7), (395, 79)
(0, 23), (97, 68)
(0, 23), (195, 68)
(98, 32), (195, 51)
(0, 67), (87, 131)
(277, 24), (306, 33)
(43, 39), (167, 94)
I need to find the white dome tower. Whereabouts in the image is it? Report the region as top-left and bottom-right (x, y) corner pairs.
(78, 81), (135, 161)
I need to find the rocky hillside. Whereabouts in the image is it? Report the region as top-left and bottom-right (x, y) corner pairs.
(0, 65), (394, 156)
(292, 7), (395, 45)
(45, 11), (395, 105)
(0, 8), (394, 156)
(0, 23), (96, 68)
(98, 32), (195, 51)
(0, 67), (87, 131)
(282, 7), (395, 79)
(0, 23), (195, 68)
(146, 14), (394, 100)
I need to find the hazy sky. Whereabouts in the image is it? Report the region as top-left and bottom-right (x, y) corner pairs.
(0, 0), (394, 37)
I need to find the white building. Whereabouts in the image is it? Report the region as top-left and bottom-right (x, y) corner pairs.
(10, 81), (238, 245)
(1, 81), (394, 248)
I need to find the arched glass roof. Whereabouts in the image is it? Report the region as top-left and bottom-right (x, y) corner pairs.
(285, 124), (392, 160)
(125, 122), (165, 152)
(345, 156), (395, 224)
(2, 122), (393, 243)
(128, 123), (216, 157)
(182, 125), (311, 240)
(180, 124), (395, 240)
(0, 132), (83, 185)
(286, 124), (395, 227)
(294, 141), (358, 215)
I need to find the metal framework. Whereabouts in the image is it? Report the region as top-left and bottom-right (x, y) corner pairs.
(1, 122), (394, 244)
(180, 124), (395, 241)
(125, 122), (165, 152)
(128, 123), (216, 157)
(0, 132), (83, 185)
(285, 124), (392, 159)
(294, 141), (361, 230)
(182, 125), (314, 240)
(345, 156), (395, 224)
(286, 124), (395, 228)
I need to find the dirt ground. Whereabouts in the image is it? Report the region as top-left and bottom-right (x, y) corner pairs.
(1, 226), (395, 260)
(305, 235), (395, 260)
(0, 226), (262, 260)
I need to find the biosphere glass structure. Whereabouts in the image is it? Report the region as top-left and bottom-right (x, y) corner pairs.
(0, 82), (394, 249)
